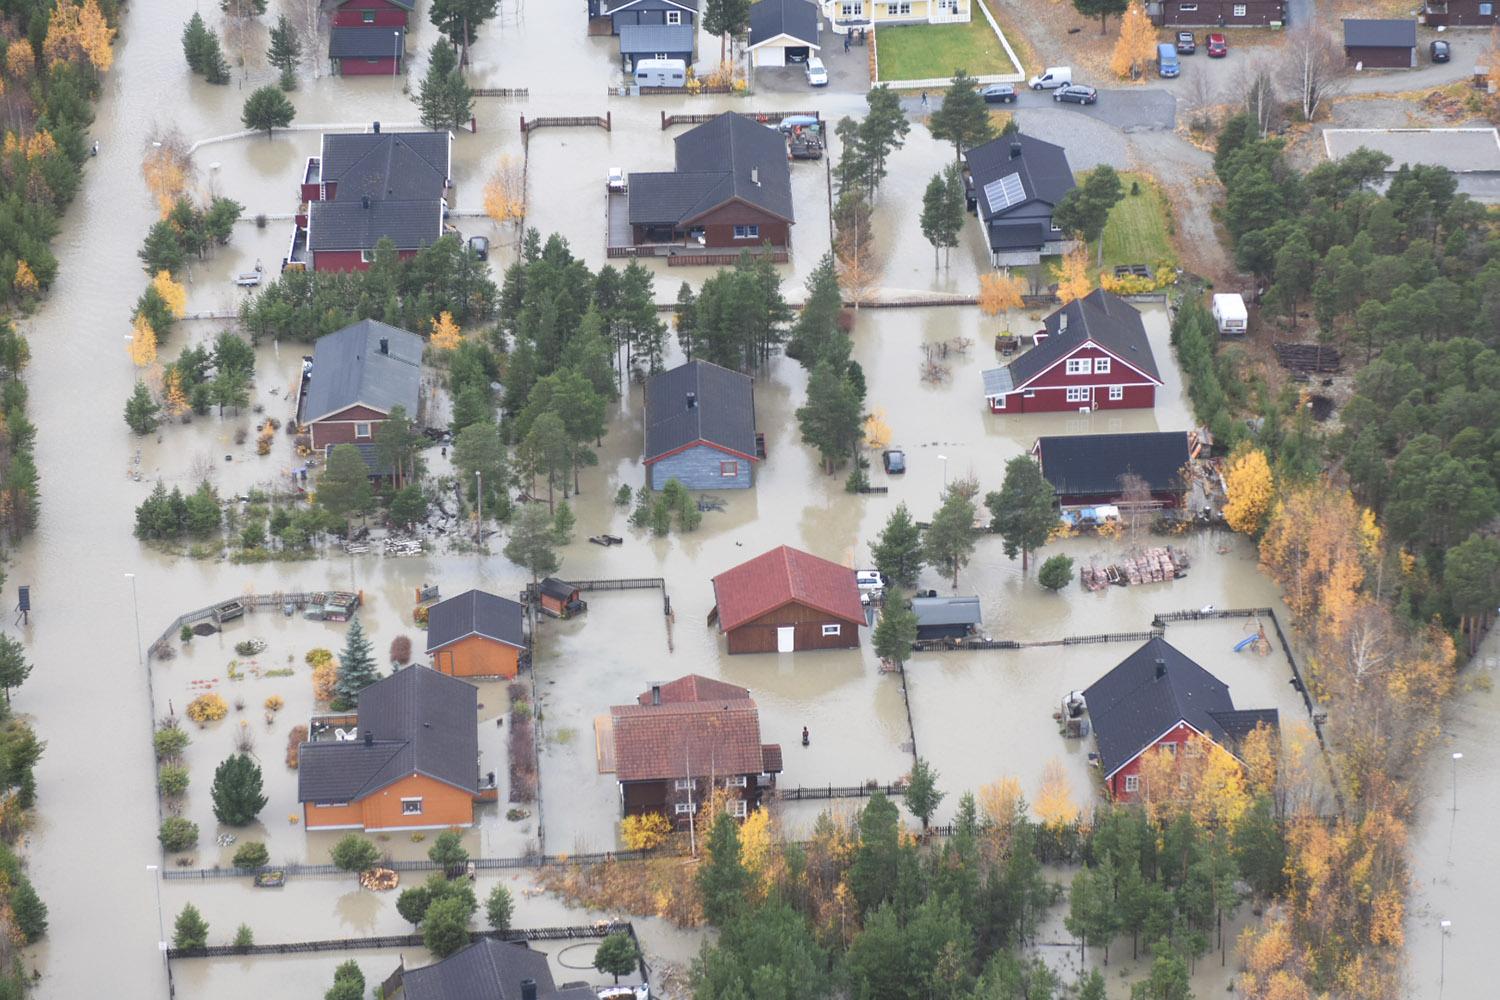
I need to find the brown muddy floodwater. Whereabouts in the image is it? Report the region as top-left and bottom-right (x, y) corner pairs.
(15, 1), (1460, 997)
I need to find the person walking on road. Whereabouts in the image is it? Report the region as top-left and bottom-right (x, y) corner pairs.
(920, 91), (929, 109)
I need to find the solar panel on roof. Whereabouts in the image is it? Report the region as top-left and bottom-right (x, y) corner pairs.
(983, 172), (1026, 214)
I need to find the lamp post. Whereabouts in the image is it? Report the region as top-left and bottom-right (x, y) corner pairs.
(938, 454), (949, 492)
(475, 470), (483, 546)
(1451, 751), (1463, 812)
(1440, 919), (1452, 999)
(393, 31), (401, 94)
(124, 573), (143, 670)
(146, 863), (167, 971)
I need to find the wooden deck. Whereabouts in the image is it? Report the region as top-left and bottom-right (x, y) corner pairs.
(594, 713), (616, 773)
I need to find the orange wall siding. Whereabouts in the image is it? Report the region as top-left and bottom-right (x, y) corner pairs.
(359, 773), (475, 831)
(304, 801), (364, 830)
(431, 634), (519, 679)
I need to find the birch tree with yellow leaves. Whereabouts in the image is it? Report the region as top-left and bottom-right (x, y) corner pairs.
(482, 155), (526, 227)
(1224, 446), (1274, 537)
(978, 271), (1026, 318)
(152, 270), (187, 320)
(1109, 2), (1158, 80)
(127, 314), (157, 368)
(142, 135), (193, 218)
(429, 311), (462, 351)
(1054, 244), (1094, 304)
(1033, 758), (1079, 829)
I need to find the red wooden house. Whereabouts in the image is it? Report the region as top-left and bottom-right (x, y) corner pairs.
(329, 0), (412, 77)
(298, 319), (424, 471)
(1083, 637), (1278, 802)
(709, 545), (865, 654)
(982, 289), (1161, 414)
(1031, 431), (1194, 509)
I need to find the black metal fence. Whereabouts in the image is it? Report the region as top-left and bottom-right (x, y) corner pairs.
(163, 849), (649, 881)
(776, 783), (908, 802)
(166, 922), (630, 960)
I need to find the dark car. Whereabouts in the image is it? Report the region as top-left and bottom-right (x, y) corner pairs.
(1206, 33), (1227, 57)
(468, 235), (489, 261)
(882, 448), (906, 474)
(1176, 31), (1196, 54)
(1053, 84), (1098, 105)
(981, 83), (1016, 104)
(1431, 39), (1451, 63)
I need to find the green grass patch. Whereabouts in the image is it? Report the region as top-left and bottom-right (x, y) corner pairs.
(875, 16), (1017, 81)
(1095, 172), (1177, 273)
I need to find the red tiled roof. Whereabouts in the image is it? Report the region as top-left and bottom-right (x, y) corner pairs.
(637, 674), (750, 706)
(711, 545), (865, 632)
(610, 699), (766, 783)
(760, 744), (783, 774)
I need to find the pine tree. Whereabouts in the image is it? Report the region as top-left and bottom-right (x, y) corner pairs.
(417, 42), (460, 130)
(210, 753), (268, 826)
(986, 455), (1057, 570)
(904, 756), (945, 830)
(873, 592), (919, 669)
(785, 253), (847, 370)
(924, 488), (978, 588)
(872, 503), (924, 587)
(203, 29), (231, 84)
(267, 14), (302, 90)
(182, 13), (211, 73)
(124, 381), (160, 436)
(796, 361), (862, 474)
(698, 813), (751, 925)
(929, 69), (995, 163)
(242, 85), (296, 138)
(920, 172), (952, 269)
(173, 903), (209, 950)
(334, 619), (379, 708)
(504, 503), (561, 584)
(317, 444), (375, 534)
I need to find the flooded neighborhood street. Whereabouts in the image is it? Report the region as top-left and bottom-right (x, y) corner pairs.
(5, 1), (1490, 997)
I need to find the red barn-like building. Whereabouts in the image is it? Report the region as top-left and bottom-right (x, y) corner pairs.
(982, 289), (1162, 414)
(328, 0), (412, 76)
(710, 546), (865, 654)
(1083, 637), (1278, 802)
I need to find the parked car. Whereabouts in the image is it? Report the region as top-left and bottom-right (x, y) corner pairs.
(1157, 42), (1179, 78)
(467, 235), (489, 261)
(805, 56), (828, 86)
(1054, 84), (1098, 105)
(882, 448), (906, 474)
(1430, 39), (1451, 63)
(1176, 31), (1196, 54)
(981, 83), (1016, 104)
(1206, 33), (1227, 57)
(1028, 66), (1072, 90)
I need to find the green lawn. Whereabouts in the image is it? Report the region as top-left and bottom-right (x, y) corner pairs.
(1095, 172), (1178, 272)
(875, 16), (1017, 82)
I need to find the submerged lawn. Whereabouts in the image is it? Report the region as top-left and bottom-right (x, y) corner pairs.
(875, 15), (1017, 81)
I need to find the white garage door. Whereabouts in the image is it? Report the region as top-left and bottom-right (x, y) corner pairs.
(754, 46), (786, 68)
(777, 626), (795, 652)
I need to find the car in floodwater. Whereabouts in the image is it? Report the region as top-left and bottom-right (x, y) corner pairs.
(882, 448), (906, 473)
(1053, 84), (1098, 106)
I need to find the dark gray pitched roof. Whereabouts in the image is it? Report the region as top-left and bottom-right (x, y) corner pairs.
(426, 589), (525, 652)
(537, 578), (578, 601)
(1343, 18), (1416, 48)
(303, 319), (423, 422)
(401, 939), (558, 1000)
(618, 22), (696, 53)
(911, 596), (983, 627)
(297, 666), (478, 803)
(307, 197), (443, 251)
(749, 0), (820, 47)
(644, 360), (758, 463)
(1008, 289), (1161, 387)
(320, 131), (450, 202)
(1033, 431), (1191, 499)
(990, 222), (1047, 249)
(605, 0), (700, 12)
(1083, 637), (1273, 778)
(964, 133), (1075, 224)
(338, 0), (413, 9)
(629, 113), (794, 226)
(329, 25), (406, 59)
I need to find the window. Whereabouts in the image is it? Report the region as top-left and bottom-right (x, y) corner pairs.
(1232, 3), (1247, 15)
(729, 799), (748, 819)
(1050, 221), (1062, 232)
(1109, 386), (1124, 401)
(360, 249), (374, 263)
(1160, 742), (1177, 756)
(674, 802), (696, 815)
(1184, 739), (1206, 757)
(674, 778), (694, 791)
(733, 224), (760, 240)
(1482, 1), (1494, 12)
(725, 775), (748, 788)
(1123, 774), (1140, 793)
(355, 422), (372, 439)
(1093, 357), (1111, 374)
(1022, 391), (1036, 399)
(362, 10), (375, 23)
(720, 460), (739, 478)
(1179, 3), (1198, 10)
(840, 1), (863, 16)
(821, 624), (842, 637)
(1066, 358), (1090, 375)
(992, 395), (1006, 410)
(401, 798), (423, 815)
(365, 58), (380, 64)
(666, 10), (682, 24)
(1066, 387), (1089, 403)
(886, 1), (912, 13)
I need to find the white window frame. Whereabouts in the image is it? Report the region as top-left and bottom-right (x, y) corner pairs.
(355, 422), (372, 439)
(1065, 358), (1090, 375)
(1483, 2), (1496, 14)
(401, 797), (423, 815)
(992, 395), (1006, 410)
(720, 460), (739, 478)
(360, 249), (375, 263)
(725, 775), (748, 788)
(729, 799), (748, 819)
(674, 802), (696, 815)
(674, 778), (694, 791)
(1179, 2), (1198, 10)
(666, 10), (682, 24)
(821, 624), (842, 637)
(1123, 774), (1140, 793)
(732, 224), (760, 240)
(1232, 3), (1247, 15)
(1066, 387), (1088, 403)
(1050, 221), (1062, 232)
(1161, 742), (1177, 756)
(362, 10), (376, 23)
(1094, 357), (1111, 374)
(1109, 386), (1124, 401)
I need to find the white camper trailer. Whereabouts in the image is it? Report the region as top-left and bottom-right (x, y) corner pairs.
(634, 59), (687, 88)
(1212, 293), (1248, 336)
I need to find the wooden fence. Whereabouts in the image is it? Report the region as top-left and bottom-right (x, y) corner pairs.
(162, 848), (650, 881)
(146, 591), (335, 661)
(776, 783), (908, 801)
(661, 109), (819, 129)
(668, 250), (789, 267)
(520, 113), (611, 135)
(473, 87), (529, 98)
(166, 922), (630, 960)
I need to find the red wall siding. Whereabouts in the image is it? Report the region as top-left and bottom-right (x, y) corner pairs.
(301, 182), (322, 202)
(332, 0), (410, 27)
(991, 383), (1155, 414)
(1344, 45), (1414, 69)
(692, 202), (791, 249)
(311, 419), (384, 451)
(312, 248), (417, 272)
(1107, 720), (1200, 802)
(338, 56), (402, 76)
(725, 600), (862, 654)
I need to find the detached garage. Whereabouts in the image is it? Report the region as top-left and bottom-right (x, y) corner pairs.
(748, 0), (821, 67)
(1343, 18), (1417, 69)
(618, 22), (695, 71)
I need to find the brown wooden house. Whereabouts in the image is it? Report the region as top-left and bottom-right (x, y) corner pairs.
(606, 676), (782, 824)
(1423, 1), (1499, 27)
(536, 578), (587, 619)
(1343, 19), (1417, 68)
(709, 545), (865, 654)
(424, 589), (527, 680)
(299, 319), (424, 474)
(1149, 1), (1285, 26)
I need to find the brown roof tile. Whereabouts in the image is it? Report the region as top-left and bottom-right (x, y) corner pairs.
(760, 744), (783, 774)
(711, 545), (865, 632)
(610, 699), (766, 782)
(637, 674), (750, 706)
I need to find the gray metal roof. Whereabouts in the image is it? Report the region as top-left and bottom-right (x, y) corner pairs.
(329, 25), (406, 59)
(1343, 18), (1416, 48)
(964, 133), (1075, 225)
(320, 131), (450, 202)
(644, 360), (758, 463)
(297, 666), (479, 804)
(911, 596), (983, 627)
(981, 366), (1014, 400)
(605, 0), (700, 12)
(749, 0), (820, 47)
(1033, 431), (1190, 500)
(1007, 289), (1161, 388)
(401, 939), (558, 1000)
(426, 589), (525, 653)
(628, 113), (794, 226)
(303, 319), (423, 423)
(307, 197), (442, 251)
(618, 22), (696, 54)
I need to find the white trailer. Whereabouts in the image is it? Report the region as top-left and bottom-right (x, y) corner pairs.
(1212, 293), (1248, 336)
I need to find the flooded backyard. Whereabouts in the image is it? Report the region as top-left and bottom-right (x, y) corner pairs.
(6, 0), (1485, 997)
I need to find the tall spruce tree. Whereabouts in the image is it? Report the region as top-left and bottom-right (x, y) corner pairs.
(267, 14), (302, 90)
(871, 503), (924, 586)
(333, 619), (379, 708)
(986, 455), (1057, 570)
(929, 69), (994, 163)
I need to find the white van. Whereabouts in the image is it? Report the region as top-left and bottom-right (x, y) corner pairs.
(635, 58), (686, 88)
(1028, 66), (1072, 90)
(1212, 293), (1248, 336)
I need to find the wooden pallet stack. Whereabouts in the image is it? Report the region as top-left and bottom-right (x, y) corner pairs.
(1081, 547), (1190, 592)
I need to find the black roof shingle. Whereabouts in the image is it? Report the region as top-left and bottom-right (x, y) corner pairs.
(321, 131), (450, 202)
(964, 132), (1075, 224)
(1033, 431), (1191, 500)
(329, 25), (406, 59)
(628, 113), (794, 226)
(749, 0), (820, 47)
(1008, 289), (1161, 387)
(426, 589), (525, 653)
(644, 360), (758, 463)
(307, 197), (443, 252)
(302, 319), (423, 423)
(400, 939), (559, 1000)
(618, 22), (696, 54)
(1343, 18), (1416, 48)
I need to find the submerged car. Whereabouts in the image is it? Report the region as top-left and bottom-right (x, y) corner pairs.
(882, 448), (906, 474)
(1053, 84), (1098, 105)
(981, 83), (1016, 104)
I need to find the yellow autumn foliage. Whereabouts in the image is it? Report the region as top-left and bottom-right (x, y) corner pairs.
(312, 663), (337, 703)
(620, 812), (672, 851)
(162, 368), (189, 417)
(1054, 244), (1094, 305)
(24, 130), (56, 161)
(863, 408), (891, 451)
(186, 693), (229, 723)
(142, 142), (191, 218)
(76, 0), (115, 73)
(1109, 1), (1158, 80)
(978, 271), (1026, 317)
(483, 155), (526, 225)
(152, 270), (187, 319)
(1224, 447), (1274, 536)
(305, 647), (334, 668)
(430, 311), (462, 351)
(1032, 758), (1078, 829)
(5, 41), (33, 80)
(127, 313), (157, 368)
(13, 261), (37, 295)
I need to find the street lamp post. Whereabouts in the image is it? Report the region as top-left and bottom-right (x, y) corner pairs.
(475, 470), (483, 546)
(393, 31), (401, 94)
(146, 863), (167, 971)
(1451, 751), (1463, 812)
(1440, 919), (1452, 999)
(125, 573), (143, 670)
(938, 454), (949, 492)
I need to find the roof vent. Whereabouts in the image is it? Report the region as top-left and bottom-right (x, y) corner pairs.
(686, 391), (697, 409)
(1009, 141), (1023, 159)
(520, 979), (538, 1000)
(363, 730), (374, 746)
(1154, 658), (1166, 680)
(361, 195), (371, 210)
(651, 684), (662, 706)
(1058, 312), (1068, 332)
(372, 121), (381, 134)
(751, 167), (760, 186)
(379, 337), (389, 355)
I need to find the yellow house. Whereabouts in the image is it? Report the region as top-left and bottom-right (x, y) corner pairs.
(823, 0), (970, 30)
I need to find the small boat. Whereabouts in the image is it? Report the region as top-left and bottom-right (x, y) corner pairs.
(234, 272), (262, 287)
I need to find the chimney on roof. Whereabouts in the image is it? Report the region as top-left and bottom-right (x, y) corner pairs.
(379, 337), (389, 355)
(1154, 658), (1166, 680)
(686, 391), (697, 409)
(520, 979), (538, 1000)
(1058, 312), (1068, 332)
(1009, 141), (1023, 159)
(361, 195), (371, 210)
(373, 121), (381, 134)
(651, 684), (662, 706)
(751, 167), (760, 186)
(363, 730), (374, 746)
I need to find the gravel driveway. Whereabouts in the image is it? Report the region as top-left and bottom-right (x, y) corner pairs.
(902, 87), (1175, 132)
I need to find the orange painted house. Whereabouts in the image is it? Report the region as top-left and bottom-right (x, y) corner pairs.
(298, 667), (490, 832)
(425, 589), (527, 679)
